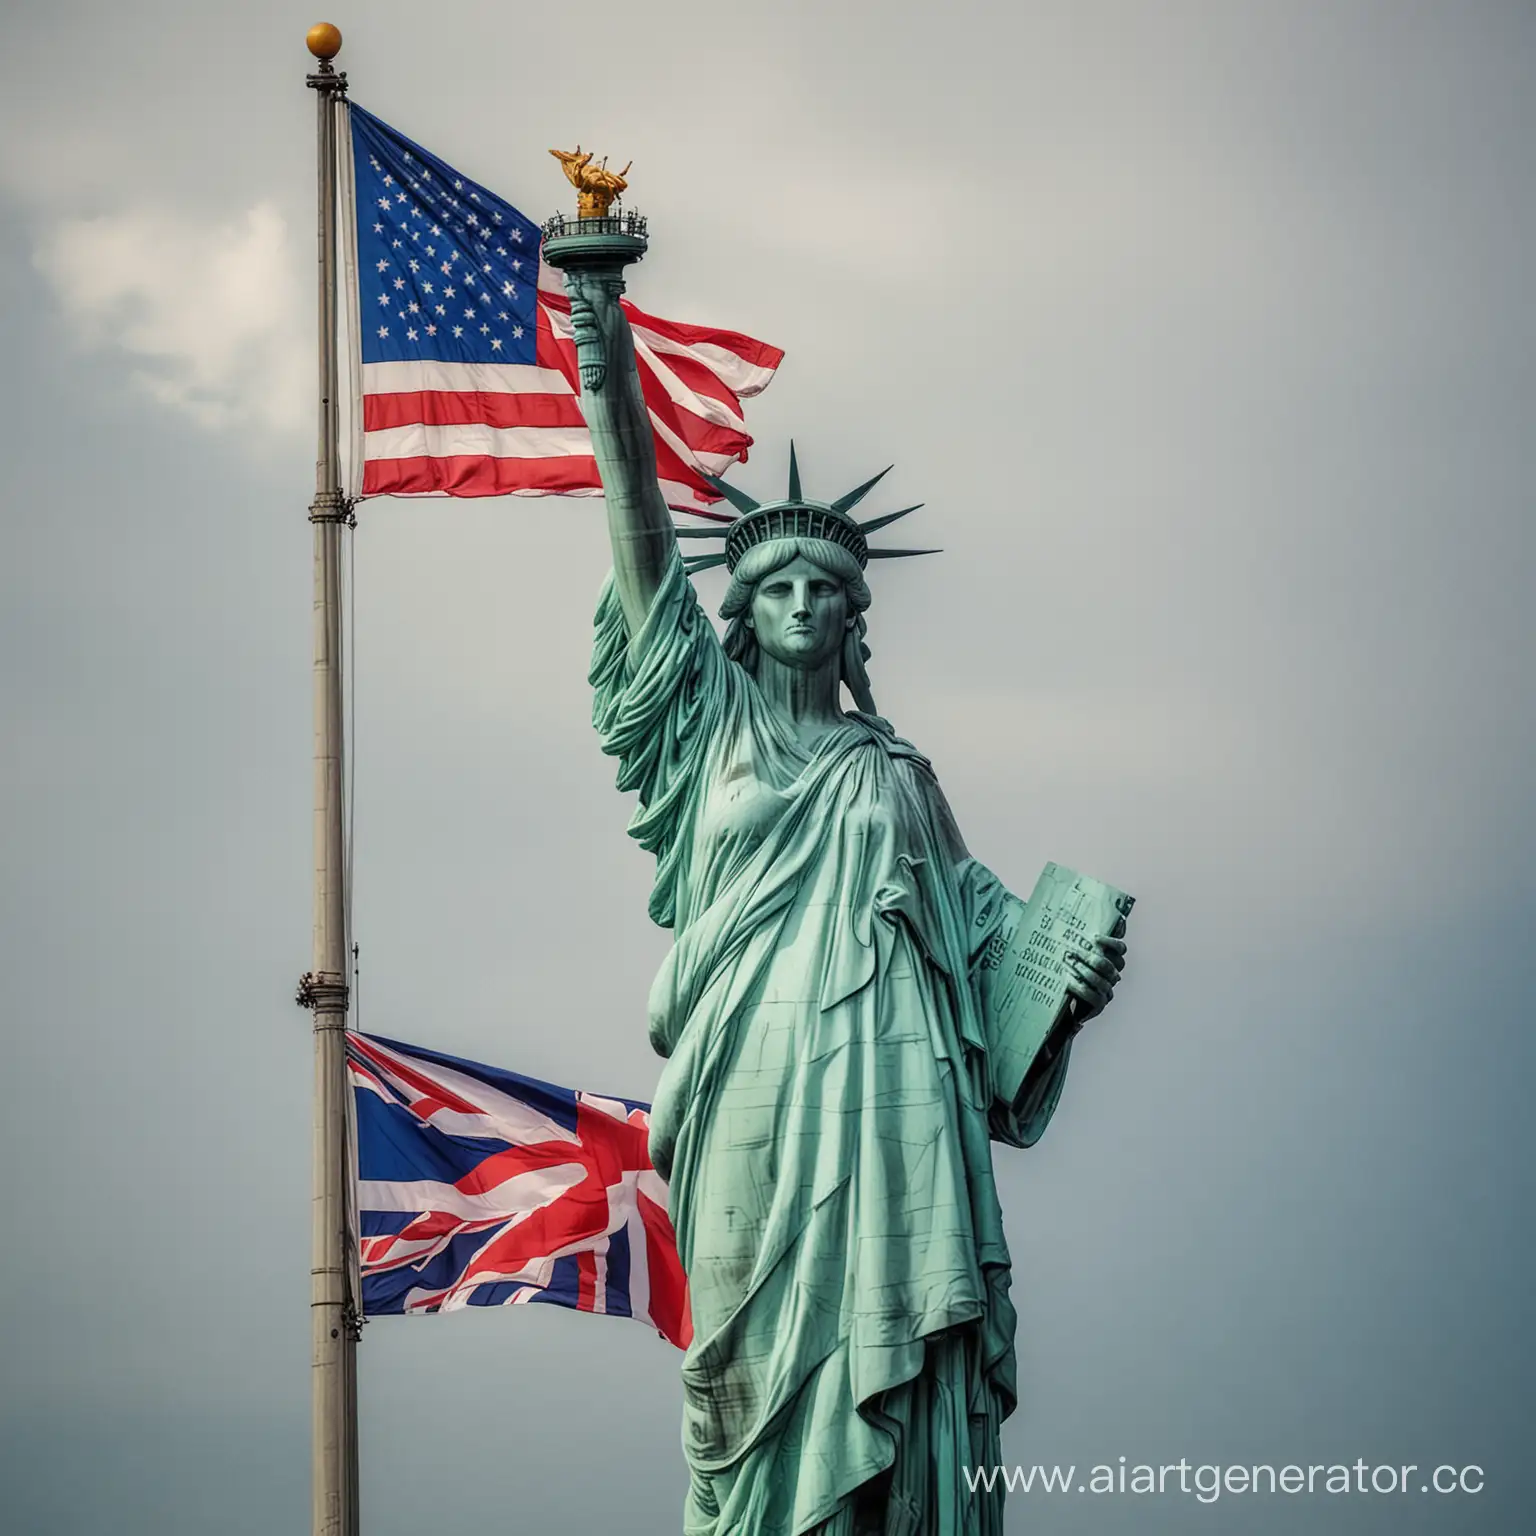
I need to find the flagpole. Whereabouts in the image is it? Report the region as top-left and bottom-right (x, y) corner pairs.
(300, 23), (359, 1536)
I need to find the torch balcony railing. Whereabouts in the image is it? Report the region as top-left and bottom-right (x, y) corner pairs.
(540, 209), (648, 242)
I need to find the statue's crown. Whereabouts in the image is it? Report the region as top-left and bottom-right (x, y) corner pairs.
(724, 499), (868, 571)
(674, 446), (939, 575)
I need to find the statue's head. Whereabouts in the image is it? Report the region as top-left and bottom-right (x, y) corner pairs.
(720, 537), (875, 710)
(684, 448), (938, 717)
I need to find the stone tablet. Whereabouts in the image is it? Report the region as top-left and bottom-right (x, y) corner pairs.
(978, 862), (1136, 1105)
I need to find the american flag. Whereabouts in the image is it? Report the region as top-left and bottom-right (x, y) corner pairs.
(348, 1032), (691, 1349)
(346, 104), (783, 511)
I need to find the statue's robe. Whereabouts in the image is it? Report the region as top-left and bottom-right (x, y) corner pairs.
(591, 551), (1073, 1536)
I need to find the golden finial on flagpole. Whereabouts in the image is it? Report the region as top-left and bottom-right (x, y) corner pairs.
(306, 22), (343, 60)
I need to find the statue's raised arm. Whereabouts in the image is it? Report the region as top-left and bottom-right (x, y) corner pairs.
(564, 269), (674, 634)
(543, 153), (671, 636)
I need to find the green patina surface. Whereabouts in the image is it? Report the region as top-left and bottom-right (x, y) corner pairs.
(547, 224), (1130, 1536)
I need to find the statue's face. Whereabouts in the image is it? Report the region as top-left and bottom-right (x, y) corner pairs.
(748, 554), (851, 671)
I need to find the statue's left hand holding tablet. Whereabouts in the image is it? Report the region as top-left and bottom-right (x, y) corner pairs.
(1065, 932), (1128, 1027)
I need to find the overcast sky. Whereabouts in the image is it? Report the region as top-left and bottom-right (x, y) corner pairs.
(1, 2), (1532, 1533)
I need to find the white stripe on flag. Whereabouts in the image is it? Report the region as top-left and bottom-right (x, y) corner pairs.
(363, 423), (593, 461)
(353, 1038), (578, 1145)
(361, 359), (573, 396)
(630, 323), (779, 399)
(660, 480), (728, 515)
(359, 1164), (585, 1222)
(623, 1206), (651, 1331)
(591, 1235), (609, 1315)
(632, 331), (748, 431)
(650, 412), (738, 480)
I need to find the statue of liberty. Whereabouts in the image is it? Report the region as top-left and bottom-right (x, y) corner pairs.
(550, 217), (1128, 1536)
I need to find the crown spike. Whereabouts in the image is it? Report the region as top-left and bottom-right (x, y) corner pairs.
(672, 525), (731, 539)
(866, 547), (941, 560)
(831, 466), (894, 515)
(683, 552), (730, 573)
(857, 502), (924, 535)
(787, 441), (802, 502)
(700, 473), (761, 516)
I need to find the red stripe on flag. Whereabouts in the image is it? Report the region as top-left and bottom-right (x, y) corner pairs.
(638, 1189), (692, 1350)
(454, 1140), (584, 1197)
(455, 1180), (610, 1289)
(641, 344), (752, 426)
(649, 431), (714, 500)
(350, 1036), (482, 1116)
(625, 301), (786, 374)
(540, 289), (785, 375)
(363, 391), (587, 432)
(576, 1250), (598, 1314)
(636, 362), (754, 463)
(362, 454), (603, 497)
(535, 300), (577, 378)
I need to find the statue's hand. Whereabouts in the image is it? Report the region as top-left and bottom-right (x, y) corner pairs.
(1064, 933), (1127, 1028)
(565, 267), (623, 314)
(563, 270), (627, 394)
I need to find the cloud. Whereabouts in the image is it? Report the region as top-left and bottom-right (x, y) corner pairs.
(35, 201), (308, 434)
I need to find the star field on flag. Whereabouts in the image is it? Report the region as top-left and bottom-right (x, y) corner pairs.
(352, 106), (540, 368)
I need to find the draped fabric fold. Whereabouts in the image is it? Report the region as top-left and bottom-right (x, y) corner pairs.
(589, 550), (1072, 1535)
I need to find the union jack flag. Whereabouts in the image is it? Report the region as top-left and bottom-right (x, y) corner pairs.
(347, 1032), (691, 1349)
